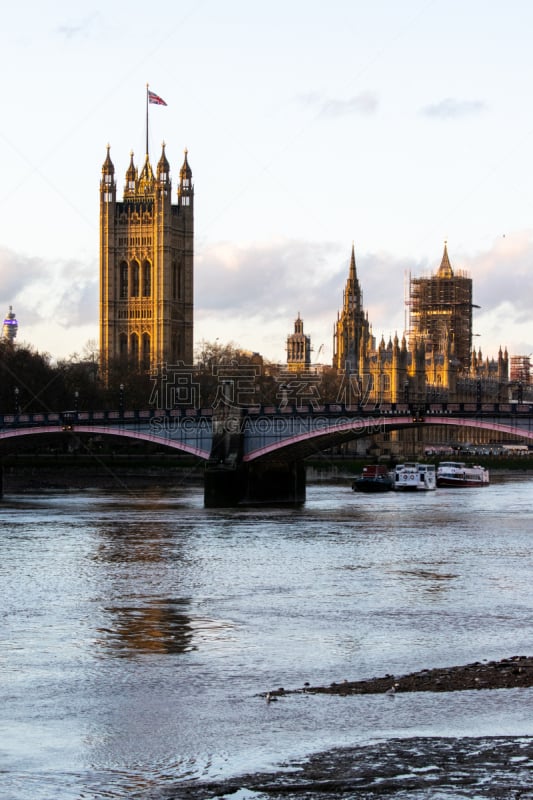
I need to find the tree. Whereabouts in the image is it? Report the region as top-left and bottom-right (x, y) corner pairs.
(192, 339), (281, 409)
(0, 341), (68, 413)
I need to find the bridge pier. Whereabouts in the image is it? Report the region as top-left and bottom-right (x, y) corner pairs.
(204, 403), (305, 506)
(204, 460), (306, 507)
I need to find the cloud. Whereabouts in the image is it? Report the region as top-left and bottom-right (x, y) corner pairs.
(195, 234), (533, 363)
(464, 231), (533, 352)
(421, 97), (487, 119)
(0, 246), (97, 339)
(194, 239), (408, 361)
(0, 247), (42, 303)
(55, 13), (99, 40)
(297, 91), (379, 118)
(3, 232), (531, 364)
(196, 239), (342, 319)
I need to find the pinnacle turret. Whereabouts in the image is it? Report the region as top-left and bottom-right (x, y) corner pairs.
(101, 144), (114, 178)
(179, 148), (192, 182)
(125, 151), (137, 193)
(178, 149), (193, 207)
(157, 142), (170, 183)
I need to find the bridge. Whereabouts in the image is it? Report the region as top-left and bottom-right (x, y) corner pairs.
(1, 401), (533, 505)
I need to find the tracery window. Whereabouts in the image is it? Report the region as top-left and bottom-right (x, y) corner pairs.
(130, 333), (139, 363)
(142, 333), (150, 368)
(142, 260), (151, 297)
(120, 261), (128, 298)
(131, 261), (140, 297)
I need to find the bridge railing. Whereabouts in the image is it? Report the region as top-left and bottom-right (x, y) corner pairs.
(0, 407), (215, 428)
(1, 401), (532, 430)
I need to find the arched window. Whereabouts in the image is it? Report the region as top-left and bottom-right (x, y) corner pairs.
(119, 333), (128, 359)
(142, 260), (151, 297)
(142, 333), (150, 369)
(130, 333), (139, 364)
(172, 260), (184, 300)
(172, 261), (178, 300)
(172, 333), (181, 361)
(131, 261), (140, 297)
(120, 261), (128, 298)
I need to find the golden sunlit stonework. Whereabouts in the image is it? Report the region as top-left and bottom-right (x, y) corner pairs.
(332, 242), (508, 406)
(99, 144), (193, 382)
(286, 313), (312, 372)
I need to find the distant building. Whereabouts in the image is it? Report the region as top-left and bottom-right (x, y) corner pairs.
(510, 355), (531, 385)
(332, 242), (508, 405)
(2, 306), (18, 342)
(408, 242), (474, 372)
(286, 314), (311, 372)
(99, 142), (194, 382)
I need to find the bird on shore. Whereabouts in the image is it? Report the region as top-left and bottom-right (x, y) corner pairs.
(386, 683), (399, 696)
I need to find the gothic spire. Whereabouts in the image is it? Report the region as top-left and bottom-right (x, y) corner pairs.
(349, 241), (357, 281)
(438, 240), (454, 278)
(345, 242), (362, 308)
(139, 153), (155, 184)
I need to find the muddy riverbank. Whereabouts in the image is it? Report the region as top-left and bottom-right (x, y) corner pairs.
(265, 655), (533, 698)
(174, 735), (533, 799)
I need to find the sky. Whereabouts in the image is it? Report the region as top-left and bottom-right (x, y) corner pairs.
(1, 0), (533, 367)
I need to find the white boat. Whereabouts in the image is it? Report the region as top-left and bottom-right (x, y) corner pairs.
(436, 461), (489, 488)
(393, 462), (436, 491)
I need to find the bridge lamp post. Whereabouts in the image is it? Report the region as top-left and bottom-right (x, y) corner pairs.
(74, 391), (79, 413)
(476, 379), (482, 409)
(14, 387), (20, 416)
(119, 384), (124, 418)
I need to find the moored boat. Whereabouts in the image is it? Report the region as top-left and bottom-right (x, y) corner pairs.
(436, 461), (489, 487)
(393, 462), (436, 491)
(352, 464), (394, 492)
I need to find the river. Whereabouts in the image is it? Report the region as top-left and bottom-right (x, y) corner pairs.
(1, 474), (532, 798)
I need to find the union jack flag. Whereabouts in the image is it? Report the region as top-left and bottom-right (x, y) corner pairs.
(148, 89), (167, 106)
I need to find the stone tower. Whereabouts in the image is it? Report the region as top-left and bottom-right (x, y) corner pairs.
(408, 242), (473, 372)
(286, 313), (311, 372)
(99, 142), (193, 382)
(333, 243), (372, 373)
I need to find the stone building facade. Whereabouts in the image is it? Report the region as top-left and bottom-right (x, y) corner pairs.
(99, 144), (193, 381)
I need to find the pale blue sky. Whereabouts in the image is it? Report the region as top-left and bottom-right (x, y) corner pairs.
(1, 0), (533, 364)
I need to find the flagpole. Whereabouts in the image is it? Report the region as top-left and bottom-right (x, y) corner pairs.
(145, 83), (149, 157)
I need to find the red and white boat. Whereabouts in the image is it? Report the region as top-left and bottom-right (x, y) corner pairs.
(436, 461), (489, 487)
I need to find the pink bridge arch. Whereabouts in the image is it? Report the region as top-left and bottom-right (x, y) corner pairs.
(243, 414), (533, 461)
(0, 425), (211, 460)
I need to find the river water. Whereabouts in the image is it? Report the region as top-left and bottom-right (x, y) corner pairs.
(1, 474), (533, 799)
